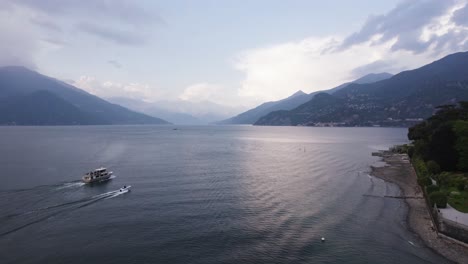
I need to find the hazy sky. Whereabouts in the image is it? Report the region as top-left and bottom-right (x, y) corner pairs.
(1, 0), (468, 108)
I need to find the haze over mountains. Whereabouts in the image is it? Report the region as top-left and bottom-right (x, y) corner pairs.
(218, 73), (393, 125)
(255, 51), (468, 127)
(0, 66), (169, 125)
(108, 97), (243, 125)
(1, 51), (468, 127)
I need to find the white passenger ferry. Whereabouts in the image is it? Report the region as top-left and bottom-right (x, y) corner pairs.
(82, 167), (113, 183)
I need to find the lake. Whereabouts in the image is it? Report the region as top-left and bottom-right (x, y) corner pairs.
(0, 126), (449, 263)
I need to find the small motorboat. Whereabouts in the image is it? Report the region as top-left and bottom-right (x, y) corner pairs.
(119, 185), (131, 192)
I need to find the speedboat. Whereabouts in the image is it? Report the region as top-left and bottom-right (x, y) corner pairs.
(82, 167), (113, 183)
(119, 185), (131, 192)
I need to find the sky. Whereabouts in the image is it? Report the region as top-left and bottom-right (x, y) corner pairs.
(1, 0), (468, 110)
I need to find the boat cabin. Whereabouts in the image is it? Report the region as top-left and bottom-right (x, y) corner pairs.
(83, 167), (109, 181)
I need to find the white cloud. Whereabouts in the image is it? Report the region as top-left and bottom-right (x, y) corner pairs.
(179, 83), (220, 102)
(71, 76), (162, 101)
(72, 77), (246, 120)
(0, 7), (40, 68)
(0, 0), (159, 70)
(155, 99), (244, 119)
(234, 37), (395, 102)
(179, 82), (244, 107)
(233, 0), (468, 103)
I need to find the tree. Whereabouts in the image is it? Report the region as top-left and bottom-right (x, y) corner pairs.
(413, 157), (429, 177)
(459, 101), (468, 120)
(428, 123), (458, 171)
(408, 122), (429, 141)
(456, 179), (466, 191)
(435, 172), (451, 187)
(459, 101), (468, 111)
(426, 185), (440, 194)
(413, 140), (429, 160)
(408, 103), (468, 172)
(453, 120), (468, 172)
(407, 145), (415, 158)
(418, 176), (432, 187)
(426, 160), (441, 175)
(429, 191), (447, 208)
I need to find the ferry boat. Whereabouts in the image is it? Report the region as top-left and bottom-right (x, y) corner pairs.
(82, 167), (113, 183)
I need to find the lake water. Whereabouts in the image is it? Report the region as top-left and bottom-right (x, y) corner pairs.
(0, 126), (449, 263)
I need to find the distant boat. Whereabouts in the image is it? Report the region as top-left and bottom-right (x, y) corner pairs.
(119, 185), (131, 192)
(82, 167), (113, 183)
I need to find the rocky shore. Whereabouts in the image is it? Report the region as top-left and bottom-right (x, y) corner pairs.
(371, 151), (468, 264)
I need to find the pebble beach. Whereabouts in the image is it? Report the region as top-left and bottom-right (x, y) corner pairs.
(371, 152), (468, 264)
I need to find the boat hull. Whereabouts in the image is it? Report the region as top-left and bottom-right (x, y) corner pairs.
(82, 172), (112, 183)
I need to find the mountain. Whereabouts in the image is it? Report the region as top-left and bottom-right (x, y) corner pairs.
(107, 97), (202, 125)
(217, 90), (312, 124)
(150, 99), (245, 124)
(107, 97), (246, 125)
(0, 90), (101, 125)
(0, 66), (170, 125)
(255, 52), (468, 127)
(218, 72), (392, 125)
(353, 72), (394, 85)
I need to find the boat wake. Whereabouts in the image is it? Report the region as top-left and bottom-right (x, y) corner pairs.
(55, 172), (117, 190)
(0, 187), (129, 237)
(105, 188), (129, 199)
(55, 181), (86, 190)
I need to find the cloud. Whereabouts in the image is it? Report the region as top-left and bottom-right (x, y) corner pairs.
(6, 0), (161, 26)
(234, 0), (468, 102)
(337, 0), (457, 53)
(1, 0), (160, 55)
(0, 8), (39, 69)
(155, 99), (244, 119)
(350, 60), (403, 79)
(235, 37), (344, 102)
(71, 78), (245, 119)
(70, 76), (161, 101)
(235, 37), (405, 102)
(0, 0), (162, 71)
(77, 23), (146, 45)
(29, 16), (62, 32)
(107, 60), (122, 69)
(453, 4), (468, 26)
(179, 83), (236, 105)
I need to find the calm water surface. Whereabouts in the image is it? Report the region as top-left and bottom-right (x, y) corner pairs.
(0, 126), (449, 263)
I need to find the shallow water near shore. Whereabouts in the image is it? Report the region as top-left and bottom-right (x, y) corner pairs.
(0, 126), (450, 263)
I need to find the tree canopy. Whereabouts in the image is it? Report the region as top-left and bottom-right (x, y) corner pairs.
(408, 101), (468, 172)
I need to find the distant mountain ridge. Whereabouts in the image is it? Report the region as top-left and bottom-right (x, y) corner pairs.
(218, 72), (392, 124)
(0, 66), (170, 125)
(107, 97), (203, 125)
(108, 97), (243, 125)
(255, 51), (468, 127)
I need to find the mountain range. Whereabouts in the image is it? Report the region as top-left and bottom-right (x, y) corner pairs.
(107, 97), (202, 125)
(2, 51), (468, 127)
(0, 66), (170, 125)
(108, 97), (244, 125)
(255, 51), (468, 126)
(218, 73), (393, 124)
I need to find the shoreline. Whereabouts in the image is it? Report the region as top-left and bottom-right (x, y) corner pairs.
(371, 151), (468, 264)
